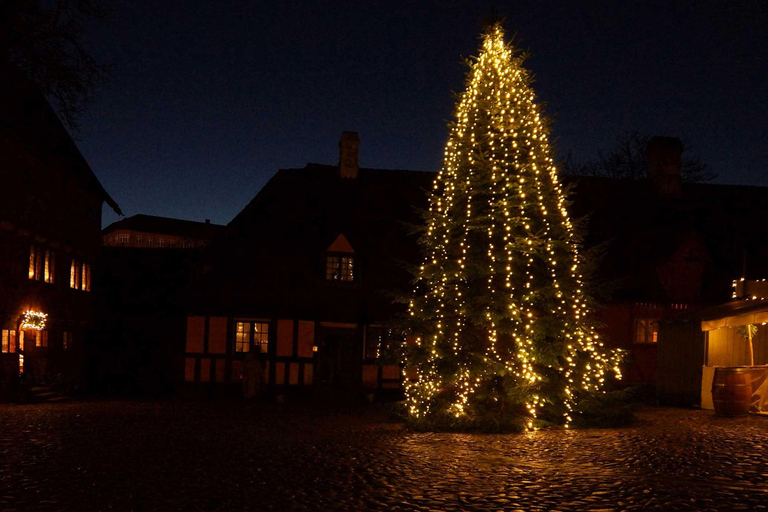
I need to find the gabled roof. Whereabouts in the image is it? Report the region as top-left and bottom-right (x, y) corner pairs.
(195, 162), (768, 318)
(194, 164), (434, 319)
(566, 176), (768, 302)
(327, 233), (355, 253)
(103, 214), (225, 239)
(0, 63), (121, 215)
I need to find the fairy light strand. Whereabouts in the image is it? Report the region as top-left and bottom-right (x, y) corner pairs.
(404, 24), (622, 428)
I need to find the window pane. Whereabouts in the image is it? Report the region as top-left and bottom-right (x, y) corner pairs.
(235, 322), (249, 352)
(2, 330), (8, 353)
(29, 246), (36, 279)
(635, 320), (646, 343)
(326, 256), (339, 280)
(254, 322), (269, 352)
(48, 252), (55, 283)
(36, 249), (43, 281)
(44, 251), (50, 282)
(341, 257), (354, 281)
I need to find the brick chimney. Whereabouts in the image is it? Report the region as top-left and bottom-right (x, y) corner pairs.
(646, 136), (683, 198)
(339, 131), (360, 179)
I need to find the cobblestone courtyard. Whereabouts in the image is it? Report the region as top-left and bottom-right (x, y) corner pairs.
(1, 401), (768, 511)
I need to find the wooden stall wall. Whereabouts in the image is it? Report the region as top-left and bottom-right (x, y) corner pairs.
(657, 319), (706, 407)
(706, 326), (768, 366)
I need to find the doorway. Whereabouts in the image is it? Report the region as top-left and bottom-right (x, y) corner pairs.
(315, 326), (361, 390)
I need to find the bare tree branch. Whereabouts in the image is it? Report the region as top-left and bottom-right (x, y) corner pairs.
(1, 0), (110, 134)
(563, 131), (717, 183)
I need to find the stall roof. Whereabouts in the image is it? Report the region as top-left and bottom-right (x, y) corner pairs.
(660, 299), (768, 331)
(671, 300), (768, 331)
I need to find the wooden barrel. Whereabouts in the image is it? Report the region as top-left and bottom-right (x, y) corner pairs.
(712, 367), (753, 416)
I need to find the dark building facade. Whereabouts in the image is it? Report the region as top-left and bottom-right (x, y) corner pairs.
(96, 215), (225, 394)
(182, 132), (767, 397)
(0, 65), (120, 391)
(103, 214), (224, 249)
(184, 133), (423, 397)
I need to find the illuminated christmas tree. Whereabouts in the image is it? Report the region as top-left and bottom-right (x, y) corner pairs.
(405, 23), (622, 430)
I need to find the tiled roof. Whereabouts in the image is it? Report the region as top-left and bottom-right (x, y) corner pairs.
(0, 63), (121, 215)
(103, 214), (225, 239)
(192, 163), (768, 318)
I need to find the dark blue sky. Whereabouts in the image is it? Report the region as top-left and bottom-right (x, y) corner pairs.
(78, 1), (768, 228)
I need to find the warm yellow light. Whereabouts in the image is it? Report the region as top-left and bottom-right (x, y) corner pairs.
(20, 310), (48, 331)
(403, 22), (622, 429)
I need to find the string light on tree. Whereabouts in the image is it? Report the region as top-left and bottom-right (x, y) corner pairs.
(404, 22), (622, 430)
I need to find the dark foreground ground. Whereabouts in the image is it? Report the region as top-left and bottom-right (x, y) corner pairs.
(1, 401), (767, 511)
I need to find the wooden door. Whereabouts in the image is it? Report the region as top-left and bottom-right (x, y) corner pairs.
(316, 327), (361, 390)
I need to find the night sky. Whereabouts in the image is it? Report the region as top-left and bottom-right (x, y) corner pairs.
(76, 1), (768, 228)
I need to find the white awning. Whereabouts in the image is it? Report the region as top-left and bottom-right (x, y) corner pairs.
(702, 309), (768, 331)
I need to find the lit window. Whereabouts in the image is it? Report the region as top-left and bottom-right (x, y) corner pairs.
(253, 322), (269, 352)
(235, 321), (270, 353)
(634, 319), (659, 343)
(326, 255), (355, 281)
(116, 233), (129, 244)
(37, 330), (48, 348)
(44, 250), (54, 283)
(136, 235), (142, 245)
(1, 330), (17, 353)
(29, 246), (35, 279)
(70, 260), (78, 288)
(158, 239), (164, 248)
(29, 247), (55, 283)
(147, 237), (153, 246)
(70, 260), (91, 291)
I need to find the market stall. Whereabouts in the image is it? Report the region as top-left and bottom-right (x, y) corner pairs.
(658, 295), (768, 414)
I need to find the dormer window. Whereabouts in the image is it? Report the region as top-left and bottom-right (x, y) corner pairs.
(327, 256), (354, 281)
(325, 233), (356, 282)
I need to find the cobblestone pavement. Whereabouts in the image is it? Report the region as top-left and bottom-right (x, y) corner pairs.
(1, 401), (768, 511)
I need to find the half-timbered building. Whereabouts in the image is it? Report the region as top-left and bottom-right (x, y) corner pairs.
(0, 64), (121, 392)
(183, 132), (768, 398)
(184, 132), (430, 398)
